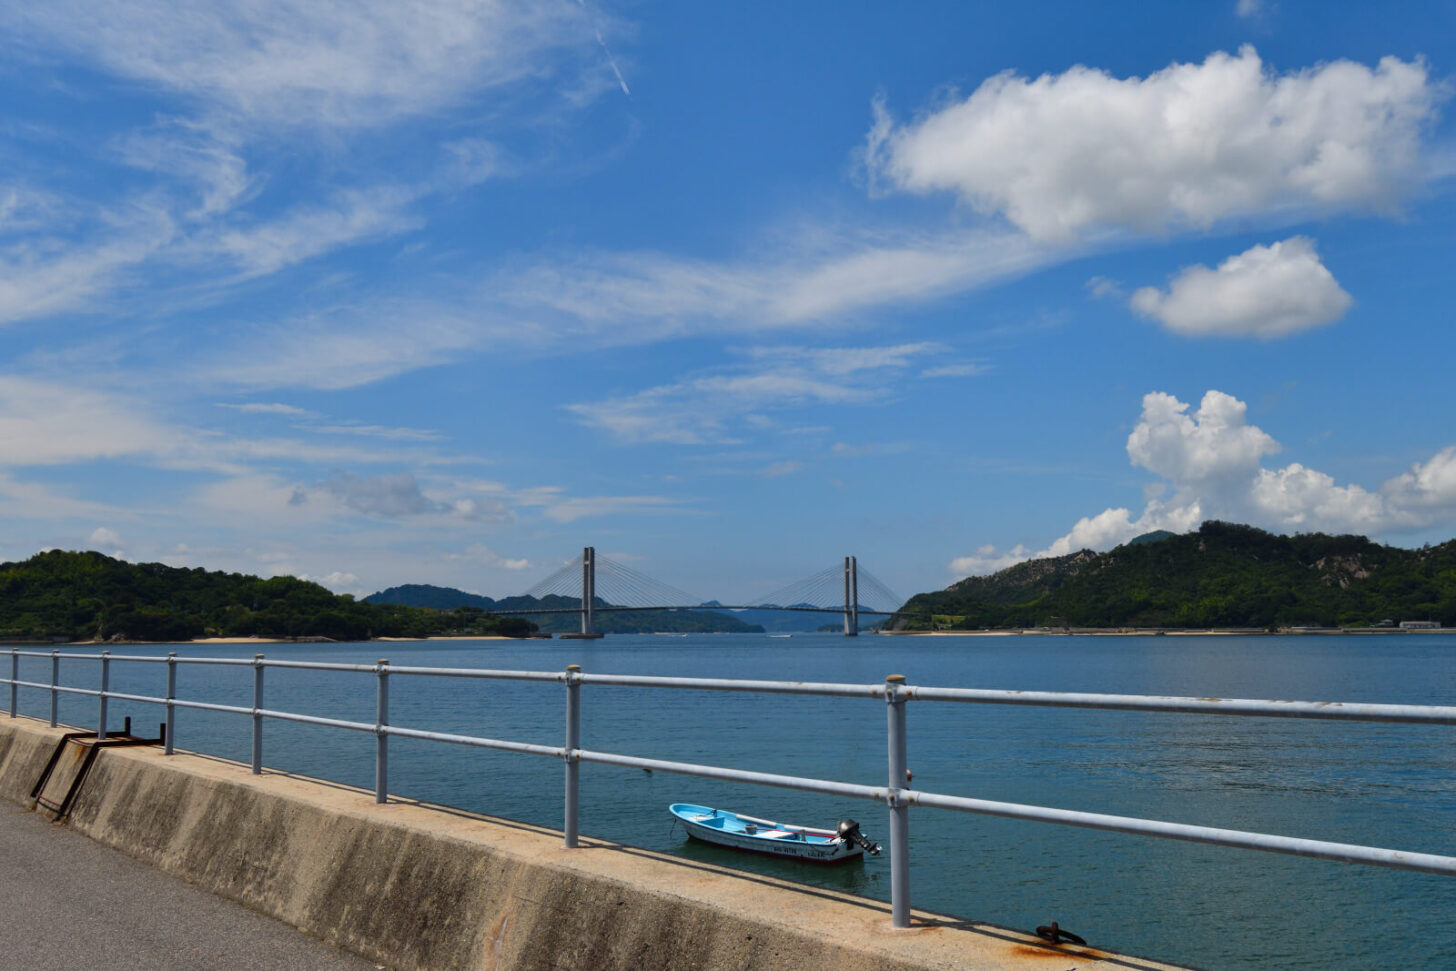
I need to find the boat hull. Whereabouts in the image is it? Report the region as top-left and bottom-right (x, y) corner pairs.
(669, 803), (863, 863)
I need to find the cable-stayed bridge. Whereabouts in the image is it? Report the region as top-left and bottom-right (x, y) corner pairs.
(489, 548), (904, 638)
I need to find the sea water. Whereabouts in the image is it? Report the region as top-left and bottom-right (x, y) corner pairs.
(17, 633), (1456, 970)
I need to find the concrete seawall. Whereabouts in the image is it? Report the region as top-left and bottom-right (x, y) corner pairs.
(0, 718), (1187, 970)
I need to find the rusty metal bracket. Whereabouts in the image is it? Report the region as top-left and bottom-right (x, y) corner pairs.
(30, 717), (165, 820)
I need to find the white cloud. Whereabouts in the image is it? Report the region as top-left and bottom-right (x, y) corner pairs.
(1236, 0), (1266, 19)
(2, 1), (607, 130)
(0, 474), (120, 521)
(294, 471), (503, 521)
(869, 47), (1438, 242)
(537, 495), (684, 523)
(310, 424), (444, 442)
(950, 544), (1033, 576)
(503, 228), (1052, 335)
(0, 378), (175, 466)
(1382, 447), (1456, 516)
(114, 124), (254, 219)
(195, 186), (424, 278)
(297, 570), (360, 591)
(218, 403), (315, 417)
(951, 390), (1456, 575)
(567, 343), (944, 445)
(1131, 237), (1352, 337)
(89, 527), (122, 547)
(0, 214), (173, 326)
(1125, 390), (1280, 485)
(921, 361), (989, 378)
(200, 303), (485, 390)
(193, 228), (1050, 393)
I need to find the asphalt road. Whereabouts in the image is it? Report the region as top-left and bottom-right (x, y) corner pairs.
(0, 804), (381, 970)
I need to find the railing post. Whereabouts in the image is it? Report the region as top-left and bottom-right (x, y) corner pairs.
(251, 654), (264, 775)
(98, 651), (110, 740)
(375, 659), (389, 804)
(49, 650), (59, 727)
(885, 673), (910, 928)
(8, 647), (16, 717)
(564, 664), (582, 848)
(165, 652), (177, 755)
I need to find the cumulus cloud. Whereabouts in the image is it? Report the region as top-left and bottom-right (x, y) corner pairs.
(297, 570), (360, 591)
(949, 543), (1034, 576)
(869, 47), (1439, 243)
(1382, 447), (1456, 517)
(1125, 390), (1279, 484)
(1131, 237), (1352, 337)
(951, 390), (1456, 575)
(89, 527), (122, 547)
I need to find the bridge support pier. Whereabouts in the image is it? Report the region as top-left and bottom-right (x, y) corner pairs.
(843, 556), (859, 637)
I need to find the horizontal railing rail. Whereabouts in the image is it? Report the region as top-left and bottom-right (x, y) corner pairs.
(5, 646), (1456, 928)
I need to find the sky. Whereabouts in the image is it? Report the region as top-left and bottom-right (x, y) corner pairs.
(1, 0), (1454, 605)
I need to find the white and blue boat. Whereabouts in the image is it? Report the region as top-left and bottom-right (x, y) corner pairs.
(669, 803), (880, 863)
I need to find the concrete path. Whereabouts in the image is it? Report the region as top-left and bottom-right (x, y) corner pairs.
(0, 804), (379, 970)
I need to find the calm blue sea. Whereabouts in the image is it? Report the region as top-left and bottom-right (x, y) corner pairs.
(14, 633), (1456, 970)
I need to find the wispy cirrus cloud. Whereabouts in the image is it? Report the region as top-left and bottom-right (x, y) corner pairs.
(503, 228), (1051, 336)
(1, 0), (612, 130)
(566, 342), (947, 445)
(0, 1), (616, 331)
(216, 402), (315, 417)
(190, 230), (1047, 392)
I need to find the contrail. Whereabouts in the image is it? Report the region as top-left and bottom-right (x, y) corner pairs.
(577, 1), (630, 96)
(597, 29), (631, 96)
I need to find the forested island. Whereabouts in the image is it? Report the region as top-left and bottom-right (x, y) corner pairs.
(897, 522), (1456, 631)
(0, 551), (537, 642)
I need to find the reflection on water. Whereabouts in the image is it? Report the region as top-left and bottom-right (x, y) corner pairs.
(12, 632), (1456, 971)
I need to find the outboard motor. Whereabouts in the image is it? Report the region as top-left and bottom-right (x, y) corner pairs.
(836, 818), (881, 855)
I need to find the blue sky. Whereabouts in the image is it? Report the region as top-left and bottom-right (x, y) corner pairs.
(1, 0), (1454, 604)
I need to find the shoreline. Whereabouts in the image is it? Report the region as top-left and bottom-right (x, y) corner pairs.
(879, 626), (1453, 636)
(0, 634), (526, 648)
(4, 627), (1448, 648)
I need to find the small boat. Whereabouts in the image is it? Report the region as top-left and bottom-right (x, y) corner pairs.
(669, 803), (880, 863)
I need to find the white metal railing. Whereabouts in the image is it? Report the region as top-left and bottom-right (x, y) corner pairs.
(5, 646), (1456, 928)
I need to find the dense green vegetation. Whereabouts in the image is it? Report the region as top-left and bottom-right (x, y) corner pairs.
(897, 522), (1456, 630)
(0, 551), (537, 642)
(366, 584), (766, 633)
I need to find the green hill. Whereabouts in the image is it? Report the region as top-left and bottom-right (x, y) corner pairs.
(897, 521), (1456, 630)
(0, 551), (536, 642)
(365, 584), (765, 634)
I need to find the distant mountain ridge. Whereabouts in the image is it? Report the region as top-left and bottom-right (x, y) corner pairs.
(365, 584), (765, 634)
(897, 521), (1456, 630)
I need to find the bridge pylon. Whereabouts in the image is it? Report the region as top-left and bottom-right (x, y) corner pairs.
(559, 546), (604, 640)
(844, 555), (859, 637)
